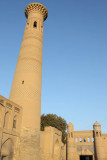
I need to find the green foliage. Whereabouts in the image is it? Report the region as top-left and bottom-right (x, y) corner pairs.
(41, 114), (67, 144)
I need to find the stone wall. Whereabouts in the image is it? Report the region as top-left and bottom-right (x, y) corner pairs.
(102, 134), (107, 159)
(19, 127), (40, 160)
(40, 126), (63, 160)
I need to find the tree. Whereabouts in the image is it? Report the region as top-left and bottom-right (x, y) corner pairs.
(41, 114), (67, 144)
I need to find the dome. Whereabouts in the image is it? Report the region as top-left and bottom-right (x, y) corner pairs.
(93, 121), (101, 126)
(68, 122), (73, 127)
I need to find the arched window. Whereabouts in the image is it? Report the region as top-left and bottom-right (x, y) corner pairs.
(4, 112), (10, 129)
(1, 139), (13, 159)
(96, 132), (98, 136)
(33, 21), (37, 28)
(22, 80), (24, 84)
(84, 138), (86, 142)
(75, 138), (78, 142)
(13, 115), (18, 129)
(87, 138), (90, 142)
(92, 137), (94, 142)
(71, 132), (73, 138)
(13, 119), (16, 129)
(80, 138), (82, 142)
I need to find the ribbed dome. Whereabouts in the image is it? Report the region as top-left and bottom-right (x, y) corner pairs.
(25, 3), (48, 21)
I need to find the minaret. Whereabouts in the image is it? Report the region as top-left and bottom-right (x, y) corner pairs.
(9, 3), (48, 129)
(9, 3), (48, 160)
(93, 122), (105, 160)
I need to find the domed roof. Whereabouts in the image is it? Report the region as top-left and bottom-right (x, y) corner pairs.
(68, 122), (73, 126)
(93, 121), (101, 126)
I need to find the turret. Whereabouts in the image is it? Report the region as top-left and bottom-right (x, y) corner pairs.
(67, 123), (77, 160)
(93, 121), (101, 136)
(93, 122), (105, 160)
(68, 122), (74, 136)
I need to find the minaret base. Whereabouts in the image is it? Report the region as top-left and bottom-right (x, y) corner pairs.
(17, 128), (40, 160)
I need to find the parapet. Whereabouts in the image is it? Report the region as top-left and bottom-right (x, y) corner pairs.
(25, 3), (48, 21)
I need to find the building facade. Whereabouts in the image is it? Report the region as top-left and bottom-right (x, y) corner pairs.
(0, 95), (22, 160)
(67, 122), (107, 160)
(40, 126), (65, 160)
(0, 95), (64, 160)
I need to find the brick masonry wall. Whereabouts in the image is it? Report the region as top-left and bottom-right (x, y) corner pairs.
(16, 127), (40, 160)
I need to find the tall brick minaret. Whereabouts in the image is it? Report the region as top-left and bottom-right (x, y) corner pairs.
(9, 3), (48, 160)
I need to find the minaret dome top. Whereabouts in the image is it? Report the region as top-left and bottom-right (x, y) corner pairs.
(25, 3), (48, 21)
(93, 121), (101, 126)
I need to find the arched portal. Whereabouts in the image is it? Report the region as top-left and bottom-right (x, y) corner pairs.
(1, 139), (14, 160)
(54, 139), (60, 160)
(79, 148), (94, 160)
(80, 155), (93, 160)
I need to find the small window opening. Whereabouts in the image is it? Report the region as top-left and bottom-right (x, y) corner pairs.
(13, 120), (16, 129)
(84, 138), (86, 142)
(22, 81), (24, 84)
(80, 138), (82, 142)
(92, 138), (94, 142)
(75, 138), (78, 142)
(88, 138), (90, 142)
(71, 132), (73, 137)
(33, 21), (37, 28)
(41, 25), (43, 32)
(4, 112), (10, 129)
(96, 132), (98, 136)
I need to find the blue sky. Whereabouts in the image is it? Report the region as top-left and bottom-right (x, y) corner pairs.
(0, 0), (107, 132)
